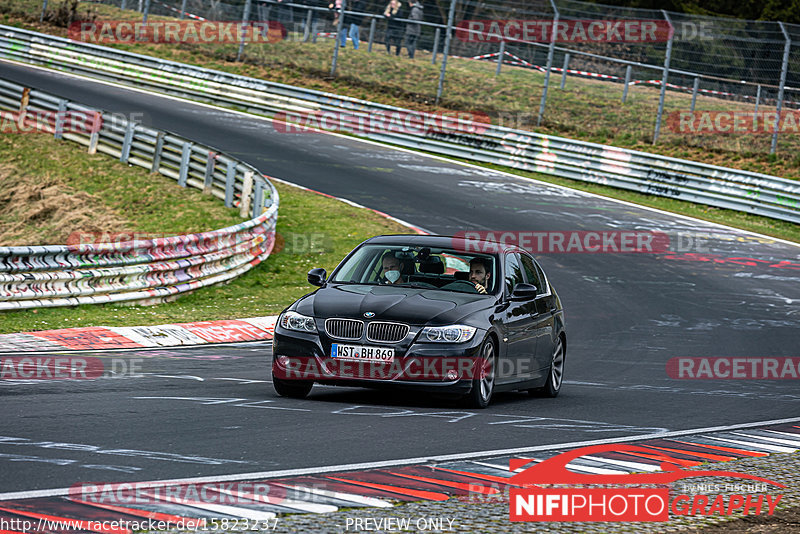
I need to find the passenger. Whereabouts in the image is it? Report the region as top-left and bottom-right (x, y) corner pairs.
(469, 257), (491, 294)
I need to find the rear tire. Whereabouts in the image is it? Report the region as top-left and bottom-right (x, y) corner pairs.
(273, 374), (313, 399)
(463, 337), (496, 409)
(530, 336), (565, 398)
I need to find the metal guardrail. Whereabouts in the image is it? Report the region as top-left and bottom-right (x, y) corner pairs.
(0, 25), (798, 224)
(0, 77), (279, 310)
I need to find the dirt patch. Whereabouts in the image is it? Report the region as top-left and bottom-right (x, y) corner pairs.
(0, 164), (131, 246)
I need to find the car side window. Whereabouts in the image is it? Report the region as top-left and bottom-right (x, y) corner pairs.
(504, 253), (524, 296)
(520, 253), (543, 291)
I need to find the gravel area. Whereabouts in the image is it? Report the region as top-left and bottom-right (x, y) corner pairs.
(260, 452), (799, 534)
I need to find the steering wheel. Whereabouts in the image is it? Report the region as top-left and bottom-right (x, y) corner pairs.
(441, 280), (480, 293)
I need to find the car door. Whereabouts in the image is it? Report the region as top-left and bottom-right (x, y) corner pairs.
(498, 252), (539, 384)
(520, 252), (556, 375)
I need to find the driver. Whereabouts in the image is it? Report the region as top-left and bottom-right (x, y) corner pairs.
(469, 257), (491, 294)
(379, 252), (404, 284)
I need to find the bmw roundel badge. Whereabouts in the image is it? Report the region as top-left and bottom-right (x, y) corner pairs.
(364, 312), (375, 318)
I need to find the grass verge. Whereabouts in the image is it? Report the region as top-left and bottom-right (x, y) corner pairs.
(0, 131), (408, 334)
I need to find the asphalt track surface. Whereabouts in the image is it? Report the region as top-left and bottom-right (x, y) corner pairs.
(1, 61), (799, 495)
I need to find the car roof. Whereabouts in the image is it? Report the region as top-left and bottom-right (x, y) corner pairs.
(363, 234), (526, 255)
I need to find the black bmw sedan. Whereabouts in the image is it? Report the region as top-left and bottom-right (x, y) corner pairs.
(272, 234), (566, 408)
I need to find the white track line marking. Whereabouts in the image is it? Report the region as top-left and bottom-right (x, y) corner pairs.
(3, 416), (800, 501)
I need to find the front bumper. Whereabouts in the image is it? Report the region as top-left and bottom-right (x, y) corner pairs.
(272, 328), (485, 394)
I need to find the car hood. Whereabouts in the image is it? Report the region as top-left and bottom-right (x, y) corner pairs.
(295, 284), (494, 326)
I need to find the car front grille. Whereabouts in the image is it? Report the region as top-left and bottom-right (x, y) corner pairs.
(324, 318), (364, 340)
(366, 322), (409, 343)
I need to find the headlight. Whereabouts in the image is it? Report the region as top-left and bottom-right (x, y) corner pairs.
(279, 311), (317, 333)
(419, 325), (477, 343)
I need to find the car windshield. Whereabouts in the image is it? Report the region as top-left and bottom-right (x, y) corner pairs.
(330, 244), (498, 295)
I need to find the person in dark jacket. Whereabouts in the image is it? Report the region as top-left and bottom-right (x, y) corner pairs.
(383, 0), (404, 55)
(404, 0), (423, 59)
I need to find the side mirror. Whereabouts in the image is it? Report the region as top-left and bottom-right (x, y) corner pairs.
(511, 283), (538, 300)
(307, 268), (327, 287)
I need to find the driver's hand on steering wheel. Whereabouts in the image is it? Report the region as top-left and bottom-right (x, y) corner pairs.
(473, 282), (487, 294)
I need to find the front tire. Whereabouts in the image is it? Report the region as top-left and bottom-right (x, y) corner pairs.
(530, 336), (565, 398)
(273, 374), (313, 399)
(464, 337), (496, 409)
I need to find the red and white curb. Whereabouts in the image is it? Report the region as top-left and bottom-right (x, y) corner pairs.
(0, 418), (797, 530)
(0, 316), (279, 352)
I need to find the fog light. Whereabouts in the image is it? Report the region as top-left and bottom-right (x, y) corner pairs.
(446, 369), (459, 380)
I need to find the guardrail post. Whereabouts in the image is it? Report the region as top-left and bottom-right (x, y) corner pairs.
(236, 0), (253, 63)
(431, 27), (440, 64)
(151, 132), (164, 172)
(771, 22), (790, 155)
(560, 53), (570, 89)
(87, 112), (102, 155)
(754, 84), (761, 116)
(204, 151), (216, 194)
(622, 65), (632, 102)
(331, 0), (346, 76)
(303, 9), (312, 42)
(17, 87), (30, 131)
(39, 0), (48, 22)
(252, 179), (265, 219)
(120, 122), (135, 163)
(537, 0), (558, 126)
(178, 141), (192, 187)
(690, 77), (699, 112)
(495, 40), (505, 76)
(54, 99), (67, 140)
(435, 0), (457, 105)
(240, 170), (254, 217)
(225, 162), (236, 207)
(367, 17), (376, 52)
(653, 10), (674, 144)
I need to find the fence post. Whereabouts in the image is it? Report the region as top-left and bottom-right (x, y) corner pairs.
(303, 9), (312, 41)
(771, 22), (790, 155)
(225, 162), (236, 207)
(240, 171), (254, 217)
(435, 0), (457, 105)
(331, 0), (346, 76)
(652, 9), (674, 145)
(17, 87), (29, 131)
(537, 0), (558, 126)
(495, 39), (505, 76)
(54, 99), (67, 140)
(690, 77), (699, 112)
(120, 122), (135, 163)
(204, 151), (216, 194)
(236, 0), (253, 62)
(151, 132), (164, 173)
(432, 27), (440, 64)
(754, 84), (761, 115)
(142, 0), (150, 24)
(179, 0), (187, 20)
(560, 53), (570, 89)
(367, 17), (376, 52)
(178, 142), (192, 187)
(252, 179), (265, 219)
(622, 65), (632, 102)
(87, 112), (102, 155)
(39, 0), (48, 22)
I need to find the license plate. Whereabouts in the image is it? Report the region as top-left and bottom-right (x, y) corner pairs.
(331, 343), (394, 363)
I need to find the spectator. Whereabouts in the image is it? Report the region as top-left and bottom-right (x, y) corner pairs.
(404, 0), (423, 59)
(336, 0), (365, 49)
(383, 0), (404, 55)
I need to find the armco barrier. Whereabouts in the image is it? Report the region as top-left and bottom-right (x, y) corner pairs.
(0, 77), (278, 310)
(0, 25), (798, 224)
